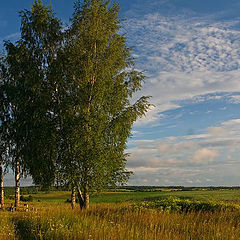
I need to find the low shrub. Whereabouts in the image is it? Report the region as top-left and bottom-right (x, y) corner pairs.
(20, 195), (33, 202)
(8, 195), (14, 200)
(132, 197), (240, 213)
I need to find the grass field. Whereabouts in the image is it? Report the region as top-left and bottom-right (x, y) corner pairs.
(1, 189), (240, 239)
(29, 189), (240, 203)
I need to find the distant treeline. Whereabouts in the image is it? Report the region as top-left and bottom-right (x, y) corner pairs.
(115, 186), (240, 192)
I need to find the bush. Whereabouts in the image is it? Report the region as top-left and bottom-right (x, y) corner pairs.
(132, 197), (240, 213)
(8, 195), (14, 200)
(20, 195), (33, 202)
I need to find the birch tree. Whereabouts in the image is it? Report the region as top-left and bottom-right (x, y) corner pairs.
(3, 0), (63, 208)
(2, 0), (150, 210)
(58, 0), (151, 209)
(0, 60), (7, 209)
(0, 55), (12, 209)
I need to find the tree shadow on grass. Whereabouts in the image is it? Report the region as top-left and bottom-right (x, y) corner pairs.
(13, 218), (40, 240)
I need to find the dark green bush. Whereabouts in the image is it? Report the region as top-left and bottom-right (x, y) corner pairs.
(132, 197), (240, 213)
(20, 195), (33, 202)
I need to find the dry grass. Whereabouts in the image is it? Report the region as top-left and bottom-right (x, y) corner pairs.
(0, 210), (15, 240)
(1, 202), (240, 239)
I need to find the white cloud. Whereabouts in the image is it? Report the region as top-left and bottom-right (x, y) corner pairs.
(207, 127), (228, 137)
(124, 0), (240, 185)
(191, 148), (219, 165)
(127, 118), (240, 185)
(124, 8), (240, 126)
(228, 95), (240, 104)
(139, 70), (240, 107)
(157, 141), (198, 156)
(134, 105), (162, 126)
(126, 14), (240, 73)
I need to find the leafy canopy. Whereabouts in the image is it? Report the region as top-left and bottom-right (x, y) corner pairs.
(1, 0), (151, 192)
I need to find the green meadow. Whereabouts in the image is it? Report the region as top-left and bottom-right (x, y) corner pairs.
(1, 188), (240, 239)
(18, 188), (240, 203)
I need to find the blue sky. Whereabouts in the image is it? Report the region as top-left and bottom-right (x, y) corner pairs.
(1, 0), (240, 186)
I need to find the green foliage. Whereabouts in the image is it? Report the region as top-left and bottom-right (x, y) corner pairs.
(4, 187), (39, 198)
(58, 0), (151, 197)
(2, 0), (62, 185)
(20, 195), (33, 202)
(0, 55), (11, 171)
(1, 1), (150, 202)
(132, 196), (240, 213)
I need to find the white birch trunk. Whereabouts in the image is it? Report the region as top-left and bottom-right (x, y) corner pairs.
(0, 160), (4, 209)
(15, 160), (20, 210)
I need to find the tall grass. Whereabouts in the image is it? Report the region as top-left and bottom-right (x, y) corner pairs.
(0, 210), (15, 240)
(0, 202), (240, 240)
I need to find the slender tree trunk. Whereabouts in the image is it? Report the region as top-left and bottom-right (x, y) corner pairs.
(0, 159), (4, 209)
(77, 185), (85, 209)
(77, 184), (89, 209)
(76, 41), (96, 211)
(80, 41), (96, 211)
(71, 185), (76, 209)
(83, 185), (89, 210)
(15, 160), (20, 210)
(84, 190), (89, 210)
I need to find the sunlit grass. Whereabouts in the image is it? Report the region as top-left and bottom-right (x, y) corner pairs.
(0, 201), (240, 239)
(1, 190), (240, 239)
(0, 210), (16, 240)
